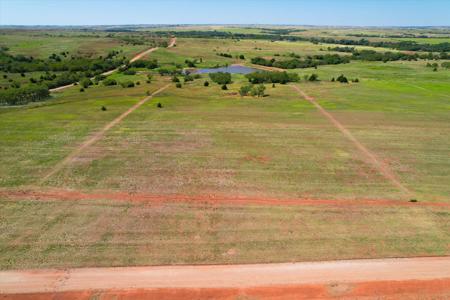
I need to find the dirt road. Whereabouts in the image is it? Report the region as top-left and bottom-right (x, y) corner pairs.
(1, 257), (449, 296)
(49, 37), (176, 92)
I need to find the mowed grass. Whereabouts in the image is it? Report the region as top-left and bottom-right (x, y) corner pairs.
(295, 60), (450, 201)
(0, 198), (448, 270)
(46, 78), (400, 199)
(0, 75), (169, 187)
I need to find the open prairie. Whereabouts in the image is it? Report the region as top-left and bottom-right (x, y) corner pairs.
(0, 22), (449, 298)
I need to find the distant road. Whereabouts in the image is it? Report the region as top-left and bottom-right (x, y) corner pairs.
(1, 257), (449, 294)
(49, 37), (177, 93)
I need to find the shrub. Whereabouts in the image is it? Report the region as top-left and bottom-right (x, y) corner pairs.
(172, 76), (180, 83)
(239, 85), (252, 96)
(336, 74), (348, 83)
(176, 83), (182, 88)
(157, 102), (163, 108)
(103, 78), (117, 86)
(101, 106), (107, 111)
(308, 74), (319, 81)
(120, 81), (135, 88)
(352, 78), (360, 83)
(80, 78), (93, 88)
(204, 81), (209, 87)
(239, 54), (245, 60)
(79, 88), (85, 92)
(123, 69), (136, 75)
(251, 84), (266, 97)
(136, 81), (140, 85)
(221, 84), (228, 90)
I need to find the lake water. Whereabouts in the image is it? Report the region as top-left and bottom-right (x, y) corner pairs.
(193, 65), (258, 74)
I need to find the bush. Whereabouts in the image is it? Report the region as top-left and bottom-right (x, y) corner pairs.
(239, 85), (252, 96)
(176, 83), (182, 88)
(251, 84), (266, 97)
(239, 54), (245, 60)
(352, 78), (360, 83)
(101, 106), (107, 111)
(172, 76), (180, 83)
(103, 78), (117, 86)
(80, 78), (93, 88)
(204, 81), (209, 87)
(308, 74), (319, 81)
(120, 81), (135, 88)
(123, 69), (136, 75)
(79, 88), (85, 92)
(136, 81), (140, 85)
(221, 84), (228, 90)
(336, 74), (348, 83)
(157, 102), (163, 108)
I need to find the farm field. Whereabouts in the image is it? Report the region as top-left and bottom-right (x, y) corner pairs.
(0, 26), (449, 272)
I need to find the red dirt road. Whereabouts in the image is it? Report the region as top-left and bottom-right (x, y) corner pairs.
(1, 188), (448, 208)
(1, 257), (449, 299)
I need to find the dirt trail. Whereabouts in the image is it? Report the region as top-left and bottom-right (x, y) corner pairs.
(0, 257), (449, 295)
(39, 84), (170, 183)
(291, 85), (412, 196)
(1, 188), (448, 208)
(49, 37), (176, 93)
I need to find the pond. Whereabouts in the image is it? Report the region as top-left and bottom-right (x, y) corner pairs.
(193, 65), (258, 74)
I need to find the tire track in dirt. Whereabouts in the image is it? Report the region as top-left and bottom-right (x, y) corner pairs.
(1, 188), (447, 208)
(291, 85), (413, 197)
(39, 84), (171, 184)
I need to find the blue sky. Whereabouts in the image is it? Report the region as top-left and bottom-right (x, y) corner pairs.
(1, 0), (449, 26)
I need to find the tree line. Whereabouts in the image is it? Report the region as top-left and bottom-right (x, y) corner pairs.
(251, 54), (350, 69)
(157, 30), (450, 52)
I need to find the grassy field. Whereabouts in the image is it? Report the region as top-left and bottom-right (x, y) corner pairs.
(0, 198), (448, 270)
(0, 29), (449, 270)
(0, 30), (150, 59)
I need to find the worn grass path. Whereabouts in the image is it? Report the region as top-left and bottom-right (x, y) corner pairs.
(291, 85), (413, 197)
(39, 84), (171, 184)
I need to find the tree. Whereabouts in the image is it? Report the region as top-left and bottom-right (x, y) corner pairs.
(172, 76), (180, 83)
(204, 81), (209, 87)
(176, 83), (182, 88)
(221, 84), (228, 90)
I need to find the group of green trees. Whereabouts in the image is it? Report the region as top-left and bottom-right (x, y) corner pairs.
(0, 85), (49, 105)
(239, 84), (266, 97)
(251, 54), (351, 69)
(245, 71), (299, 84)
(209, 72), (232, 85)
